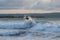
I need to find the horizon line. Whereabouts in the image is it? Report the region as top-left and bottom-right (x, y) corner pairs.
(0, 9), (60, 14)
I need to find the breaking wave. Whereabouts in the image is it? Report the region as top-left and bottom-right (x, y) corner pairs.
(0, 20), (60, 38)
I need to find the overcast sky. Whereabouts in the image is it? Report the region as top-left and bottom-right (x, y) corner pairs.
(0, 0), (60, 13)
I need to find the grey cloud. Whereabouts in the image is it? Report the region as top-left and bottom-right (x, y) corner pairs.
(0, 0), (60, 10)
(0, 0), (25, 9)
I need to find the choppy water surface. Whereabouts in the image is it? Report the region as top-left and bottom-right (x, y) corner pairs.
(0, 18), (60, 40)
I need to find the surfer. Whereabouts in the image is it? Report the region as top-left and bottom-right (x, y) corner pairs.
(24, 15), (32, 21)
(24, 15), (36, 27)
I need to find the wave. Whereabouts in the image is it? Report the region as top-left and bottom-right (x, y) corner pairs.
(30, 21), (60, 32)
(28, 21), (60, 38)
(0, 20), (36, 29)
(0, 20), (60, 37)
(0, 20), (36, 36)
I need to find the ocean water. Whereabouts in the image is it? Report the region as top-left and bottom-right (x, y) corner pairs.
(0, 18), (60, 40)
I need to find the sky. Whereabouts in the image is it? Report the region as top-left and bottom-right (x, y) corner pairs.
(0, 0), (60, 13)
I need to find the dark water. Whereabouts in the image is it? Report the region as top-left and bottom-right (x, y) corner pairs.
(0, 18), (60, 40)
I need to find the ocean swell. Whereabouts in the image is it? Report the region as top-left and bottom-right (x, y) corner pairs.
(0, 20), (60, 37)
